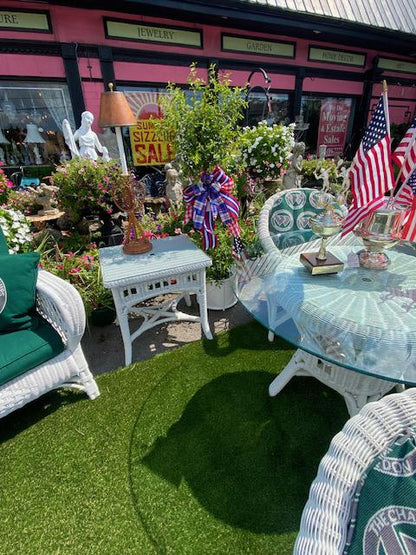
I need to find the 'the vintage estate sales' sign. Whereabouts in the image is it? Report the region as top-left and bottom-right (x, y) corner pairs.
(378, 57), (416, 75)
(317, 99), (352, 157)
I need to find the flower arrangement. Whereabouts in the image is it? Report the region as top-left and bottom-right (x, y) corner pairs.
(154, 63), (247, 181)
(237, 120), (295, 181)
(40, 240), (114, 319)
(0, 208), (33, 253)
(0, 164), (14, 206)
(50, 157), (122, 222)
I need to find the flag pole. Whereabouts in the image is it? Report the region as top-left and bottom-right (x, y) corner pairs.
(382, 80), (395, 200)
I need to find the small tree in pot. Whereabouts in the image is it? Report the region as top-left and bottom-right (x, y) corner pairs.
(155, 63), (247, 181)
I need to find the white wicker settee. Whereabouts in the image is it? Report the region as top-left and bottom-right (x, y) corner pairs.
(0, 270), (100, 418)
(294, 387), (416, 554)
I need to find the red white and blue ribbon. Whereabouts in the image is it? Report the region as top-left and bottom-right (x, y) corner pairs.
(183, 167), (240, 249)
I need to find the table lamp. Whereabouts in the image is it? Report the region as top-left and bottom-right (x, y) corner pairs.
(98, 83), (136, 174)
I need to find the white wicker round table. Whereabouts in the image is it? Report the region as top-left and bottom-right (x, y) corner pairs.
(235, 233), (416, 416)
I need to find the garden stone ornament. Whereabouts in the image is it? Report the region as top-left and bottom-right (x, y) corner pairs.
(33, 183), (60, 216)
(164, 162), (183, 208)
(62, 111), (110, 162)
(282, 141), (305, 190)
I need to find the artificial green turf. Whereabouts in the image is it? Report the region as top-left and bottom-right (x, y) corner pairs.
(0, 321), (348, 554)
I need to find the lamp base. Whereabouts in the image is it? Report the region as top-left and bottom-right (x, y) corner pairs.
(300, 251), (344, 275)
(123, 238), (152, 255)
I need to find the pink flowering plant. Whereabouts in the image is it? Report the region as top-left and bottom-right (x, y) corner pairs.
(0, 163), (14, 206)
(40, 236), (113, 318)
(50, 157), (122, 222)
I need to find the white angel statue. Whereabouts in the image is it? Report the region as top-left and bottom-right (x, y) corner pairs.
(62, 111), (110, 162)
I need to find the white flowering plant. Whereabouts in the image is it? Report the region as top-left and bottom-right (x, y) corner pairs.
(0, 208), (33, 253)
(237, 120), (295, 181)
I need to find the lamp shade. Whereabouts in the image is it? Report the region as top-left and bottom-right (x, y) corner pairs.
(98, 83), (136, 128)
(24, 123), (45, 144)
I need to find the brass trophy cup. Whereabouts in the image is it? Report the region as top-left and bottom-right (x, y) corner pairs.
(354, 200), (406, 270)
(300, 193), (344, 275)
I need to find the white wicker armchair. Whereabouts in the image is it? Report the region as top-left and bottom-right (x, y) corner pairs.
(0, 270), (100, 418)
(294, 387), (416, 554)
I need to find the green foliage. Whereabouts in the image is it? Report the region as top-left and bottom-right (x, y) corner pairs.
(142, 206), (258, 282)
(301, 158), (350, 195)
(154, 64), (247, 180)
(235, 120), (295, 180)
(50, 157), (122, 222)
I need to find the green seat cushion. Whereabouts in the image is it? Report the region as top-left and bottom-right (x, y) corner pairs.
(344, 427), (416, 554)
(0, 252), (40, 332)
(0, 315), (65, 386)
(0, 227), (8, 255)
(268, 189), (346, 234)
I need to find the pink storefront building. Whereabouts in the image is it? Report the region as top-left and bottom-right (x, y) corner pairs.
(0, 0), (415, 175)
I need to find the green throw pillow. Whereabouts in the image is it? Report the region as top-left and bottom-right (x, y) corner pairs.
(344, 427), (416, 554)
(0, 252), (40, 332)
(0, 227), (8, 255)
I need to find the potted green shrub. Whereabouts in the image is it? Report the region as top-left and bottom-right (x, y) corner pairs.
(155, 63), (247, 181)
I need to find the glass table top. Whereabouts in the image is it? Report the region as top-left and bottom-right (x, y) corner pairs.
(234, 231), (416, 385)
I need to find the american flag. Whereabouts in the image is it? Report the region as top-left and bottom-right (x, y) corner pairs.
(343, 91), (394, 235)
(396, 169), (416, 242)
(392, 116), (416, 168)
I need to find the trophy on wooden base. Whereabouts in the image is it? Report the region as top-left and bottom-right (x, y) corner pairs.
(354, 200), (406, 270)
(300, 194), (344, 275)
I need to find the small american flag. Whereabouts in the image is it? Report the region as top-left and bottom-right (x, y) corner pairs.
(397, 169), (416, 242)
(343, 90), (394, 235)
(392, 116), (416, 168)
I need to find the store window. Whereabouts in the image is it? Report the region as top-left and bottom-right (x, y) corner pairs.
(300, 96), (356, 158)
(245, 91), (289, 127)
(0, 81), (75, 168)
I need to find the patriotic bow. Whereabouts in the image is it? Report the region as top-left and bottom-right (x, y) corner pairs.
(183, 167), (240, 249)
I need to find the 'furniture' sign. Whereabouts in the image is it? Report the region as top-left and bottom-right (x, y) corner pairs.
(105, 18), (202, 48)
(0, 9), (51, 32)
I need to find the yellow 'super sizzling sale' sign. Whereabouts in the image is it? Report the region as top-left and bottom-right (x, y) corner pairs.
(125, 91), (173, 166)
(129, 119), (173, 166)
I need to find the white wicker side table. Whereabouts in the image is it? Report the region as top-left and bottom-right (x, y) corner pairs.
(99, 234), (213, 365)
